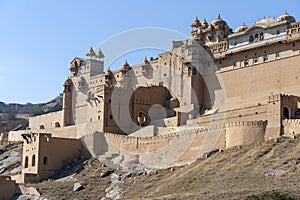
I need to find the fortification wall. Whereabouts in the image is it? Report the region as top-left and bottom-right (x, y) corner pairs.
(219, 55), (300, 110)
(225, 121), (266, 148)
(8, 125), (78, 142)
(102, 127), (209, 168)
(29, 111), (63, 130)
(189, 104), (268, 127)
(93, 119), (268, 168)
(36, 125), (78, 139)
(283, 119), (300, 136)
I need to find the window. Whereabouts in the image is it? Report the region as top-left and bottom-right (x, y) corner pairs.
(24, 156), (29, 168)
(233, 62), (237, 69)
(249, 35), (254, 43)
(109, 115), (113, 119)
(32, 155), (36, 167)
(39, 125), (45, 129)
(137, 112), (147, 126)
(254, 34), (259, 41)
(43, 157), (48, 165)
(253, 57), (258, 64)
(276, 52), (280, 59)
(283, 107), (290, 119)
(55, 122), (60, 128)
(244, 59), (249, 66)
(263, 55), (268, 62)
(260, 33), (264, 40)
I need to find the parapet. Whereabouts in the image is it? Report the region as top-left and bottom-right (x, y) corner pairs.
(225, 120), (266, 128)
(282, 119), (300, 127)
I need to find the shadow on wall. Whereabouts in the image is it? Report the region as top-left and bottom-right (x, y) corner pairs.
(81, 131), (108, 156)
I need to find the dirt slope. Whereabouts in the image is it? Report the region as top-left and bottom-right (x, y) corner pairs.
(28, 135), (300, 200)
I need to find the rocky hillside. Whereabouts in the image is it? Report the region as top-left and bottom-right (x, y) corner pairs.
(13, 135), (299, 200)
(0, 94), (63, 132)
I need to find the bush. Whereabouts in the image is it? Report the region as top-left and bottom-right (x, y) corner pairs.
(246, 191), (300, 200)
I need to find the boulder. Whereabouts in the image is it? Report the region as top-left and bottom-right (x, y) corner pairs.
(18, 185), (41, 196)
(73, 182), (83, 192)
(265, 169), (285, 176)
(99, 169), (114, 178)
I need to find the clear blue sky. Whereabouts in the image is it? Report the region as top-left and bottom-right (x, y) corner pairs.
(0, 0), (299, 104)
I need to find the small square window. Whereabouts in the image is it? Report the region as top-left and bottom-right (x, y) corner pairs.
(233, 62), (237, 69)
(253, 57), (258, 64)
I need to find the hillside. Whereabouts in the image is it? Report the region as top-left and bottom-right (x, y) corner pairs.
(0, 94), (63, 132)
(21, 135), (300, 200)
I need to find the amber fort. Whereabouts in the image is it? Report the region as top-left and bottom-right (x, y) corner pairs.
(5, 12), (300, 184)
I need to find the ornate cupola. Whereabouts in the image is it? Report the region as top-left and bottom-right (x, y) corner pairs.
(191, 16), (201, 29)
(143, 57), (150, 64)
(202, 18), (209, 29)
(142, 57), (152, 78)
(96, 48), (105, 60)
(277, 12), (296, 23)
(211, 14), (227, 29)
(235, 22), (248, 33)
(105, 68), (114, 84)
(121, 60), (132, 76)
(118, 60), (132, 88)
(86, 47), (96, 59)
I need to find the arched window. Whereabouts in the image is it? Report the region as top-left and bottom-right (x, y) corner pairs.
(40, 125), (45, 129)
(54, 122), (60, 128)
(249, 35), (254, 43)
(260, 32), (264, 40)
(283, 107), (290, 119)
(32, 155), (36, 167)
(137, 111), (147, 126)
(254, 33), (259, 41)
(24, 156), (29, 168)
(43, 156), (48, 165)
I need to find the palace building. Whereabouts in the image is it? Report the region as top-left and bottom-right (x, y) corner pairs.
(9, 12), (300, 183)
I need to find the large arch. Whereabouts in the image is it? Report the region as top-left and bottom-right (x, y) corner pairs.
(129, 86), (177, 127)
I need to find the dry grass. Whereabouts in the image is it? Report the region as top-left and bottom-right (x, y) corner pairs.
(29, 136), (300, 200)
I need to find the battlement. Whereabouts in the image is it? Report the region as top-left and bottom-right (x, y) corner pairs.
(282, 119), (300, 127)
(225, 120), (266, 128)
(104, 126), (208, 142)
(267, 93), (300, 103)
